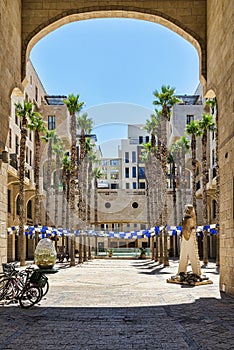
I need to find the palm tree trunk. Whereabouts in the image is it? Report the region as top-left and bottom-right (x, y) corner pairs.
(161, 112), (169, 267)
(215, 103), (220, 266)
(45, 140), (52, 226)
(79, 234), (83, 264)
(34, 131), (40, 247)
(54, 153), (60, 228)
(62, 167), (66, 230)
(202, 131), (208, 266)
(69, 113), (77, 266)
(191, 135), (197, 217)
(19, 120), (27, 266)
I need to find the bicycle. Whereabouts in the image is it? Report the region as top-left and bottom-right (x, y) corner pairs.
(0, 263), (49, 308)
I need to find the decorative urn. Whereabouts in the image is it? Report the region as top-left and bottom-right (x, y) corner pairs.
(34, 238), (57, 269)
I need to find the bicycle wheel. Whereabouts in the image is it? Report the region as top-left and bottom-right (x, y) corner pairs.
(0, 278), (9, 300)
(19, 286), (42, 309)
(41, 280), (49, 297)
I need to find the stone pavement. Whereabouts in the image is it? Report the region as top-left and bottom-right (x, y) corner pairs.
(0, 258), (233, 350)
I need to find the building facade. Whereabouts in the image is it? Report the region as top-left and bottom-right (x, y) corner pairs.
(0, 0), (233, 296)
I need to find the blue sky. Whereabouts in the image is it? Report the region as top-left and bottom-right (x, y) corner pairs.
(30, 18), (200, 156)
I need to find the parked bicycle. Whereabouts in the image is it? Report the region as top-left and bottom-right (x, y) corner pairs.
(0, 263), (49, 308)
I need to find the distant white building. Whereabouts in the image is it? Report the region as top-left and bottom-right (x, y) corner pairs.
(118, 124), (150, 190)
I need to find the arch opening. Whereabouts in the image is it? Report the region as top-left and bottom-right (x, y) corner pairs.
(22, 9), (206, 86)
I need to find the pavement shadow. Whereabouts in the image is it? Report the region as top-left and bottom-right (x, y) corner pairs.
(0, 297), (233, 350)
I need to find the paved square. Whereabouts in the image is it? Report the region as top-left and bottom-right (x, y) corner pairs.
(0, 259), (233, 349)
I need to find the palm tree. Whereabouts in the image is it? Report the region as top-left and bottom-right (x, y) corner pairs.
(141, 143), (155, 260)
(169, 143), (180, 225)
(77, 113), (94, 226)
(92, 167), (103, 256)
(185, 120), (202, 217)
(143, 113), (161, 237)
(52, 135), (63, 228)
(64, 94), (84, 266)
(86, 148), (97, 260)
(198, 113), (216, 266)
(42, 130), (55, 227)
(61, 154), (70, 255)
(27, 113), (46, 246)
(15, 101), (36, 266)
(143, 114), (159, 156)
(206, 98), (220, 266)
(153, 86), (181, 266)
(177, 136), (190, 219)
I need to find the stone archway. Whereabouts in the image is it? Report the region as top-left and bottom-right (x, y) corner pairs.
(21, 2), (207, 83)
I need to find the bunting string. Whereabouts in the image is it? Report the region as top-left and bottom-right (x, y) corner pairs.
(7, 224), (218, 240)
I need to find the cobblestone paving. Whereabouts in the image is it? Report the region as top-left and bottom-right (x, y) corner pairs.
(0, 259), (233, 350)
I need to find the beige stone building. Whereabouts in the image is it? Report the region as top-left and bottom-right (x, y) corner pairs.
(0, 0), (233, 296)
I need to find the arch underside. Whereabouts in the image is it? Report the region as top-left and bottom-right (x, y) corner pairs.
(22, 7), (206, 83)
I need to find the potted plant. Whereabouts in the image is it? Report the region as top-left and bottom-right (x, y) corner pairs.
(139, 248), (146, 259)
(107, 249), (114, 257)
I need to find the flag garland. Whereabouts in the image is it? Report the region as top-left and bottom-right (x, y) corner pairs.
(7, 224), (218, 240)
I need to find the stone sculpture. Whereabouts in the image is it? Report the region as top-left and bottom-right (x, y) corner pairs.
(178, 204), (201, 276)
(167, 204), (212, 286)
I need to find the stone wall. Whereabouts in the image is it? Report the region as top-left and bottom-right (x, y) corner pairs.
(0, 0), (22, 268)
(206, 0), (234, 296)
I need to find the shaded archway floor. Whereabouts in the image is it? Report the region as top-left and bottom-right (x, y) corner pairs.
(0, 259), (233, 349)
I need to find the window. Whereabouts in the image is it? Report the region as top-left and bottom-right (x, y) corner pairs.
(48, 115), (56, 130)
(139, 182), (145, 189)
(132, 182), (137, 189)
(139, 167), (145, 179)
(125, 152), (129, 163)
(30, 76), (32, 85)
(132, 151), (136, 163)
(145, 136), (150, 143)
(126, 183), (130, 189)
(105, 202), (111, 208)
(16, 195), (20, 215)
(27, 200), (32, 219)
(139, 136), (143, 144)
(110, 171), (119, 180)
(212, 150), (215, 167)
(132, 202), (138, 208)
(212, 200), (217, 219)
(29, 150), (32, 166)
(15, 135), (19, 155)
(15, 108), (18, 125)
(110, 159), (119, 166)
(9, 129), (12, 148)
(35, 86), (38, 102)
(26, 147), (28, 164)
(8, 190), (11, 213)
(111, 183), (119, 189)
(125, 168), (129, 178)
(102, 160), (108, 166)
(132, 166), (137, 178)
(186, 115), (194, 124)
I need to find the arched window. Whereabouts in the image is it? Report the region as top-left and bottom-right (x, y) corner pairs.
(27, 200), (32, 219)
